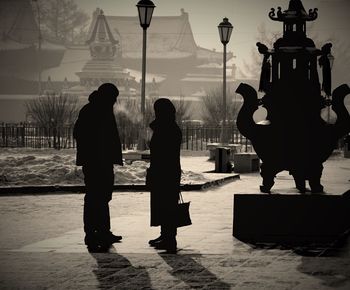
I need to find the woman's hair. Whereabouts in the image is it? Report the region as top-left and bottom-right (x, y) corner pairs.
(154, 98), (176, 121)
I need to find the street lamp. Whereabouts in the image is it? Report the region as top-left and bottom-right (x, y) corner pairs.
(32, 0), (42, 96)
(218, 17), (233, 144)
(328, 52), (335, 70)
(136, 0), (155, 150)
(327, 52), (335, 123)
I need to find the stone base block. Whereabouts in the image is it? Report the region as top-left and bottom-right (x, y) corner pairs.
(207, 143), (241, 160)
(233, 153), (259, 173)
(233, 194), (350, 245)
(123, 150), (150, 164)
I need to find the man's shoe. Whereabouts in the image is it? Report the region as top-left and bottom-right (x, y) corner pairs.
(297, 186), (307, 194)
(85, 234), (110, 252)
(85, 231), (122, 247)
(149, 235), (163, 246)
(84, 233), (99, 246)
(311, 185), (324, 194)
(154, 239), (177, 253)
(106, 232), (122, 244)
(260, 185), (271, 194)
(87, 243), (110, 253)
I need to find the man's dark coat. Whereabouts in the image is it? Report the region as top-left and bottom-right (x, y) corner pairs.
(73, 92), (123, 166)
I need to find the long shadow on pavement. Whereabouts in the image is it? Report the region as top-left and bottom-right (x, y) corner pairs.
(90, 249), (152, 289)
(159, 253), (230, 289)
(246, 234), (350, 288)
(296, 235), (350, 288)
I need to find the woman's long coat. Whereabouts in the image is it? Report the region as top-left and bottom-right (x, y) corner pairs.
(148, 120), (182, 227)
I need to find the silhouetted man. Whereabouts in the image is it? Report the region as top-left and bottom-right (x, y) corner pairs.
(73, 83), (123, 252)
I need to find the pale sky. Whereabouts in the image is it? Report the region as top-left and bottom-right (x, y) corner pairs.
(75, 0), (350, 68)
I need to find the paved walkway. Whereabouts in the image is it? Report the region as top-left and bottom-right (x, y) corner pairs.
(0, 154), (350, 289)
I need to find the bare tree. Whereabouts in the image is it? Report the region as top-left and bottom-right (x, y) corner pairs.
(239, 23), (281, 79)
(115, 96), (191, 127)
(201, 86), (240, 126)
(309, 29), (350, 89)
(114, 96), (191, 149)
(25, 93), (79, 149)
(173, 96), (192, 124)
(33, 0), (89, 44)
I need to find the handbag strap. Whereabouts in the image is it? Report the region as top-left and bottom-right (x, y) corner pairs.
(179, 192), (184, 204)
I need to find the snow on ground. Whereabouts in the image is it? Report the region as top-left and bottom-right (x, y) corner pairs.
(0, 148), (209, 186)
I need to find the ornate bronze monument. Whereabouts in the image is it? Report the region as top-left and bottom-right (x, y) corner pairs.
(236, 0), (350, 193)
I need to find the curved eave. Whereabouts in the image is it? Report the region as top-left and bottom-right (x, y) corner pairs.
(123, 51), (194, 59)
(268, 47), (321, 55)
(268, 7), (318, 22)
(269, 16), (318, 22)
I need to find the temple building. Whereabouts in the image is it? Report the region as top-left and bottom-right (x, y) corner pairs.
(65, 10), (138, 97)
(65, 7), (236, 98)
(0, 1), (237, 121)
(0, 0), (66, 121)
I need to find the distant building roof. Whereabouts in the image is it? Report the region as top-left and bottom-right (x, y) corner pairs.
(0, 0), (38, 45)
(42, 48), (90, 82)
(0, 0), (65, 52)
(87, 8), (224, 61)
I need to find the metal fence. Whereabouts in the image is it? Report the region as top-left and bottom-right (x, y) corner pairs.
(0, 123), (75, 149)
(180, 125), (252, 151)
(0, 123), (251, 151)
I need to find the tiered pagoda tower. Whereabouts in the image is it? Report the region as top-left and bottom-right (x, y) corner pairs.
(69, 9), (137, 97)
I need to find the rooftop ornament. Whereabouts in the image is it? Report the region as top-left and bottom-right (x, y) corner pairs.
(269, 0), (318, 22)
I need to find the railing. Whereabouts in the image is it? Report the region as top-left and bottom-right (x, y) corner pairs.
(0, 123), (252, 151)
(0, 123), (75, 149)
(180, 125), (252, 151)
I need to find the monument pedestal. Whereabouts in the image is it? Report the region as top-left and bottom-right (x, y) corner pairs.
(233, 194), (350, 245)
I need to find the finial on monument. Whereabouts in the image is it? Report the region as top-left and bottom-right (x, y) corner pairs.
(269, 0), (318, 22)
(180, 8), (188, 19)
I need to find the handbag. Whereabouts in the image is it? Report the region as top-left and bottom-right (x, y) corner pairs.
(177, 192), (192, 227)
(146, 168), (151, 189)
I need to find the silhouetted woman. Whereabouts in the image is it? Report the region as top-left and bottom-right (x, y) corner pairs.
(147, 98), (182, 253)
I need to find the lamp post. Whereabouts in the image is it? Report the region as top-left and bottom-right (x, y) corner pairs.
(32, 0), (42, 96)
(218, 17), (233, 144)
(136, 0), (155, 150)
(327, 52), (335, 123)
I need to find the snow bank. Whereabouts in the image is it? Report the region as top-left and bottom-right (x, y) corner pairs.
(0, 148), (208, 186)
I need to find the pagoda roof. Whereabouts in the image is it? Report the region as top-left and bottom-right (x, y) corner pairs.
(269, 0), (318, 22)
(86, 9), (117, 45)
(42, 48), (90, 82)
(41, 48), (165, 84)
(0, 0), (38, 45)
(0, 0), (66, 52)
(87, 8), (222, 60)
(125, 69), (165, 83)
(196, 46), (233, 63)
